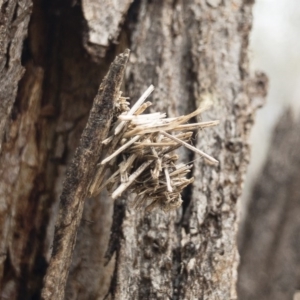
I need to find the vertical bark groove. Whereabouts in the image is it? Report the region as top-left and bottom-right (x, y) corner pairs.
(107, 1), (266, 299)
(0, 0), (267, 299)
(0, 1), (125, 298)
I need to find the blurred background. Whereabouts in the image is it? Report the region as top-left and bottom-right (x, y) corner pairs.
(239, 1), (300, 299)
(242, 0), (300, 210)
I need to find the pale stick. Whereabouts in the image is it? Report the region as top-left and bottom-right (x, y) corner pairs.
(100, 135), (140, 165)
(102, 135), (114, 145)
(114, 85), (155, 135)
(119, 154), (138, 182)
(112, 160), (154, 199)
(134, 101), (152, 115)
(119, 153), (137, 174)
(133, 142), (177, 147)
(172, 120), (219, 131)
(164, 168), (173, 192)
(93, 169), (120, 195)
(118, 112), (165, 121)
(160, 130), (219, 165)
(169, 164), (193, 177)
(123, 116), (216, 138)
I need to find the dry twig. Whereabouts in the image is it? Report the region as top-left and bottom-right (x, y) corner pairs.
(41, 50), (129, 300)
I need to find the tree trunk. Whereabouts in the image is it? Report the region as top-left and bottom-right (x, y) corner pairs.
(0, 0), (266, 299)
(238, 110), (300, 300)
(0, 0), (31, 153)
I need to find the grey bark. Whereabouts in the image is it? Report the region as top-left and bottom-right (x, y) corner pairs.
(82, 0), (133, 59)
(238, 110), (300, 300)
(0, 0), (266, 299)
(104, 2), (266, 299)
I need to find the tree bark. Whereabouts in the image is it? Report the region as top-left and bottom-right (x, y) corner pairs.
(238, 110), (300, 300)
(0, 0), (32, 152)
(0, 0), (266, 299)
(41, 50), (129, 300)
(102, 2), (266, 299)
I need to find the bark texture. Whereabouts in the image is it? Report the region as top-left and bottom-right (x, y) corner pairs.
(0, 1), (120, 298)
(238, 110), (300, 300)
(41, 50), (129, 300)
(82, 0), (133, 59)
(106, 2), (266, 299)
(0, 0), (32, 152)
(0, 0), (266, 299)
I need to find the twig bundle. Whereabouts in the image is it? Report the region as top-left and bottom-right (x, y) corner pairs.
(89, 85), (219, 211)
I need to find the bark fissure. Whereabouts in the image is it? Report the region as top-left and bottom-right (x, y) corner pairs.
(1, 1), (127, 297)
(0, 0), (268, 299)
(111, 0), (264, 299)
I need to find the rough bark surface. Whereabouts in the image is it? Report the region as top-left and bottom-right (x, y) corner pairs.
(0, 0), (32, 152)
(82, 0), (133, 59)
(238, 110), (300, 300)
(0, 0), (267, 299)
(41, 50), (129, 300)
(0, 1), (121, 298)
(101, 1), (266, 299)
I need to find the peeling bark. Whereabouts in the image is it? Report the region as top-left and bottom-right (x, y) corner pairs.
(82, 0), (133, 59)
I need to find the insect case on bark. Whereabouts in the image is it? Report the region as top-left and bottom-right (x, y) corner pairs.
(42, 50), (220, 300)
(89, 84), (219, 211)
